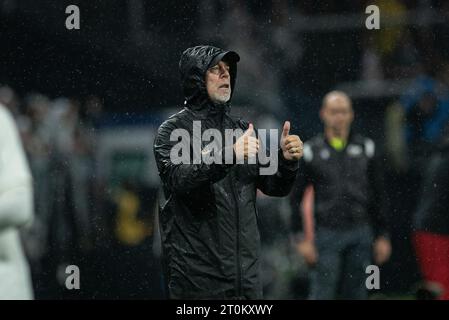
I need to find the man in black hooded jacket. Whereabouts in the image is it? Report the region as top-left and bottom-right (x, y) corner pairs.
(153, 45), (303, 299)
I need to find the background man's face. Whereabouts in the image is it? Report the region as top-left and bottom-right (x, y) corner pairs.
(321, 94), (354, 133)
(206, 61), (231, 104)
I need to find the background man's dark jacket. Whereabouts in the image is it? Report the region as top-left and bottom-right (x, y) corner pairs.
(153, 45), (299, 299)
(290, 133), (389, 238)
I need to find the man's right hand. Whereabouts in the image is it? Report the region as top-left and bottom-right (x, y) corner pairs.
(296, 239), (318, 267)
(234, 123), (259, 161)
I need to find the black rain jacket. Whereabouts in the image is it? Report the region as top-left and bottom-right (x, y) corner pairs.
(153, 45), (299, 299)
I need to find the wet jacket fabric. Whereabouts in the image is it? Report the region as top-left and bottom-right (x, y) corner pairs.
(153, 45), (299, 299)
(290, 133), (389, 238)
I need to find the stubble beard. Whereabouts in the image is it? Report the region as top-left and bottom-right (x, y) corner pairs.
(210, 91), (231, 105)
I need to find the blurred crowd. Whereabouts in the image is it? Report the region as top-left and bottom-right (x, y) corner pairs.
(0, 87), (163, 299)
(197, 0), (449, 115)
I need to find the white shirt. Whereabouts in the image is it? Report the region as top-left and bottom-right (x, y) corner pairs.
(0, 104), (34, 299)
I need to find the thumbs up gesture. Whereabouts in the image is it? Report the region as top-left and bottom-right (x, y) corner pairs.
(234, 123), (259, 161)
(280, 121), (303, 161)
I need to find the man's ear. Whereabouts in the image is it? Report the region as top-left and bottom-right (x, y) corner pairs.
(349, 109), (355, 123)
(319, 107), (325, 122)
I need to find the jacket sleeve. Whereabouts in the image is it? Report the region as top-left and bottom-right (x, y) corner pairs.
(366, 139), (390, 239)
(0, 106), (34, 231)
(153, 119), (234, 194)
(256, 148), (299, 197)
(289, 157), (312, 234)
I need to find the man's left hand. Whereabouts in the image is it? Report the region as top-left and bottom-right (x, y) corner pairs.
(373, 236), (392, 265)
(280, 121), (303, 161)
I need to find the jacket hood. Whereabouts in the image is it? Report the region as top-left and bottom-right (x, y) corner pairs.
(179, 45), (240, 111)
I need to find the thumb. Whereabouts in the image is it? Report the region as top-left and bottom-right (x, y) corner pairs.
(282, 121), (290, 137)
(244, 123), (254, 136)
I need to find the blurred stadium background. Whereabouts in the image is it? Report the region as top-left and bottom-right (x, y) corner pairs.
(2, 0), (449, 299)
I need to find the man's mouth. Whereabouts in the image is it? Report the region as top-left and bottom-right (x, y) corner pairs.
(219, 84), (230, 89)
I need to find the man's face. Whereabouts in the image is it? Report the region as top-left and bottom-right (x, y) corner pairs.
(206, 60), (231, 104)
(320, 94), (354, 133)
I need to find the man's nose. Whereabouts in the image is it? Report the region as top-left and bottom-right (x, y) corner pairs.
(220, 67), (230, 78)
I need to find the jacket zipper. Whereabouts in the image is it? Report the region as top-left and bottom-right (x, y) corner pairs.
(228, 173), (242, 297)
(223, 115), (242, 297)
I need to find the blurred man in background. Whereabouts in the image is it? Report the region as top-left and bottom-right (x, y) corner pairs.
(0, 103), (34, 299)
(290, 91), (391, 299)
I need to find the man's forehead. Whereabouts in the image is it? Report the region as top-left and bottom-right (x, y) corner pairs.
(323, 93), (352, 108)
(328, 95), (349, 104)
(209, 60), (229, 68)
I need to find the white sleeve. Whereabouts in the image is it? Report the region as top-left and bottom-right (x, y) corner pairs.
(0, 105), (34, 230)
